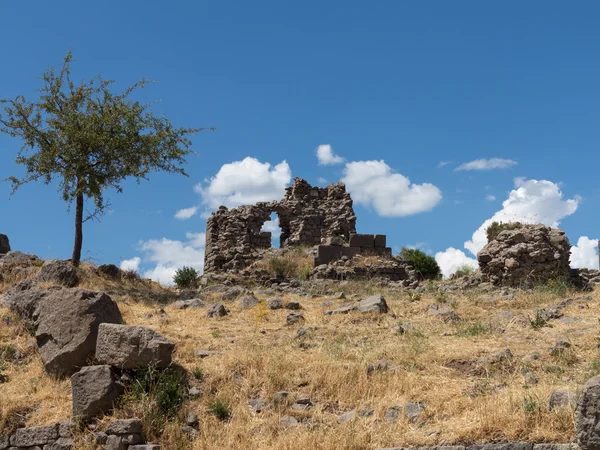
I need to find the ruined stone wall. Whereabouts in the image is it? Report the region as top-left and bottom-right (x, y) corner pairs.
(0, 234), (10, 254)
(204, 178), (357, 274)
(477, 224), (571, 287)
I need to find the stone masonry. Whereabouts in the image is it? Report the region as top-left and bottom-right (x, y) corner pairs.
(0, 234), (10, 255)
(204, 178), (357, 273)
(477, 224), (571, 287)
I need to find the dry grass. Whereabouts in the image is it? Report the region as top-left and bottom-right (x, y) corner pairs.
(0, 268), (597, 449)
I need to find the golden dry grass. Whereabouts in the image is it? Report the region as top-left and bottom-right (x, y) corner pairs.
(0, 268), (597, 449)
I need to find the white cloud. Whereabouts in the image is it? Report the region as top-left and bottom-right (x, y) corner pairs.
(186, 232), (206, 248)
(316, 144), (344, 165)
(341, 160), (442, 217)
(464, 178), (579, 256)
(435, 248), (479, 278)
(119, 257), (141, 272)
(317, 177), (328, 185)
(195, 157), (291, 209)
(570, 236), (599, 270)
(485, 195), (496, 202)
(261, 219), (281, 238)
(437, 161), (453, 168)
(174, 206), (199, 220)
(456, 158), (518, 171)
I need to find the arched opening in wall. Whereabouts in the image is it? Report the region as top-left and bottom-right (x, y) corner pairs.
(261, 212), (283, 248)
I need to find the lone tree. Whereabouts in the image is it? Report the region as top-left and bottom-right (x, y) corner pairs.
(0, 51), (207, 266)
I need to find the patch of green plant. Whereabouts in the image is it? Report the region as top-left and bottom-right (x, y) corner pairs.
(452, 264), (476, 278)
(485, 221), (524, 242)
(208, 398), (231, 421)
(528, 310), (553, 331)
(121, 365), (187, 434)
(408, 291), (421, 302)
(543, 365), (565, 375)
(400, 248), (441, 280)
(523, 392), (542, 416)
(173, 266), (199, 289)
(211, 330), (220, 338)
(192, 367), (203, 380)
(532, 277), (569, 296)
(434, 291), (449, 304)
(457, 322), (491, 337)
(297, 264), (312, 281)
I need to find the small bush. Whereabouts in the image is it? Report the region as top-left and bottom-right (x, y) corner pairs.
(173, 266), (199, 289)
(209, 398), (231, 421)
(192, 367), (203, 380)
(486, 221), (524, 242)
(400, 248), (441, 280)
(528, 310), (552, 331)
(297, 264), (313, 281)
(266, 255), (298, 278)
(452, 264), (476, 278)
(532, 277), (569, 296)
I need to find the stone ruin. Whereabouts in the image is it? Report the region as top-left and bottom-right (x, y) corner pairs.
(477, 224), (572, 287)
(0, 233), (10, 255)
(204, 178), (357, 273)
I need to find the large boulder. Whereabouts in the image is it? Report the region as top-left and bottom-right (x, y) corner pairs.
(0, 234), (10, 255)
(95, 323), (174, 369)
(576, 375), (600, 450)
(0, 251), (40, 267)
(4, 282), (123, 376)
(71, 365), (124, 421)
(358, 294), (389, 314)
(477, 224), (571, 287)
(36, 260), (79, 287)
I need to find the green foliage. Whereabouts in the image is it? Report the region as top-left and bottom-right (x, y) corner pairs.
(0, 50), (206, 264)
(400, 248), (441, 280)
(532, 277), (569, 296)
(452, 264), (476, 278)
(121, 365), (187, 433)
(457, 322), (491, 337)
(485, 221), (524, 242)
(173, 266), (199, 289)
(528, 310), (553, 331)
(192, 367), (203, 380)
(523, 392), (542, 416)
(208, 398), (231, 421)
(297, 264), (313, 281)
(266, 255), (298, 278)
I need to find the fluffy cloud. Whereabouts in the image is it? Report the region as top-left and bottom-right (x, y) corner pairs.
(174, 206), (199, 220)
(435, 248), (479, 278)
(261, 219), (282, 238)
(485, 195), (496, 202)
(316, 144), (344, 165)
(341, 160), (442, 217)
(570, 236), (599, 270)
(456, 158), (517, 171)
(119, 233), (206, 286)
(119, 257), (141, 272)
(195, 157), (291, 209)
(464, 178), (579, 256)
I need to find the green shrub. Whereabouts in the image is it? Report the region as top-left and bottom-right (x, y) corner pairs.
(485, 221), (524, 242)
(266, 255), (298, 278)
(208, 398), (231, 421)
(452, 264), (476, 278)
(400, 248), (441, 280)
(173, 266), (199, 289)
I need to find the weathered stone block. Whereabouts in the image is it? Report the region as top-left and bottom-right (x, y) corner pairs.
(71, 365), (124, 421)
(10, 424), (58, 447)
(349, 234), (374, 248)
(374, 234), (386, 248)
(0, 234), (10, 254)
(45, 437), (74, 450)
(105, 419), (143, 435)
(577, 375), (600, 449)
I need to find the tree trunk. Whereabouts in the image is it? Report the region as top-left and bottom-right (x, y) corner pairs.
(72, 191), (84, 267)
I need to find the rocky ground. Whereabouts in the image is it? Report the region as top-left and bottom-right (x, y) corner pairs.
(1, 252), (599, 449)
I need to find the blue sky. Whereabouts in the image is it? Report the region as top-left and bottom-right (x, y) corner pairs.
(1, 1), (599, 283)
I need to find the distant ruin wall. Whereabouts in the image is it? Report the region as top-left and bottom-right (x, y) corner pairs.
(0, 234), (10, 255)
(204, 178), (357, 274)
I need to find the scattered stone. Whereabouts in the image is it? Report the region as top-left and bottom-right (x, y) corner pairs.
(367, 359), (393, 375)
(286, 312), (305, 326)
(429, 303), (459, 322)
(476, 348), (513, 367)
(523, 370), (539, 385)
(285, 301), (302, 310)
(551, 340), (571, 357)
(549, 390), (576, 411)
(405, 402), (425, 423)
(205, 303), (228, 318)
(180, 425), (198, 439)
(338, 410), (356, 423)
(10, 424), (58, 447)
(279, 416), (299, 428)
(95, 323), (174, 370)
(239, 294), (259, 309)
(71, 365), (124, 421)
(267, 298), (284, 309)
(196, 350), (217, 358)
(186, 412), (199, 428)
(248, 398), (267, 413)
(45, 437), (75, 449)
(296, 326), (315, 339)
(359, 408), (375, 417)
(106, 419), (143, 435)
(385, 406), (402, 423)
(174, 298), (205, 310)
(129, 446), (161, 450)
(324, 305), (358, 315)
(221, 286), (249, 301)
(358, 294), (389, 314)
(189, 387), (201, 397)
(36, 260), (79, 287)
(576, 375), (600, 449)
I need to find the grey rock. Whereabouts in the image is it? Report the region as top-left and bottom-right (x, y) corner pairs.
(367, 359), (393, 375)
(324, 305), (358, 315)
(58, 420), (75, 438)
(205, 303), (228, 318)
(173, 298), (205, 310)
(279, 416), (299, 428)
(576, 377), (600, 450)
(0, 251), (40, 267)
(286, 312), (304, 325)
(196, 350), (217, 358)
(533, 445), (580, 450)
(468, 444), (533, 450)
(0, 234), (9, 254)
(10, 424), (58, 447)
(549, 390), (576, 411)
(36, 260), (79, 287)
(105, 433), (143, 450)
(71, 365), (124, 421)
(385, 406), (402, 423)
(0, 435), (8, 450)
(239, 295), (259, 309)
(429, 303), (459, 322)
(94, 431), (108, 445)
(95, 323), (174, 369)
(186, 412), (199, 428)
(129, 446), (161, 450)
(404, 402), (424, 423)
(45, 437), (74, 450)
(188, 387), (201, 397)
(359, 408), (375, 417)
(267, 298), (284, 309)
(181, 425), (198, 439)
(284, 301), (301, 310)
(33, 286), (123, 377)
(476, 348), (513, 366)
(221, 286), (249, 301)
(98, 264), (121, 279)
(106, 419), (143, 435)
(248, 398), (267, 413)
(358, 294), (388, 314)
